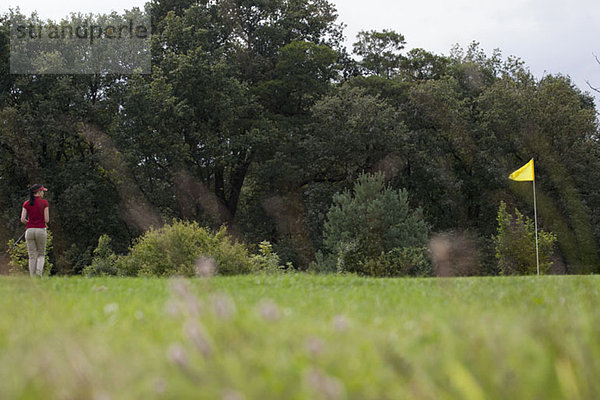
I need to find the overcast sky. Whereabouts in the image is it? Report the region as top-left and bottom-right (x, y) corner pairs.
(5, 0), (600, 103)
(335, 0), (600, 102)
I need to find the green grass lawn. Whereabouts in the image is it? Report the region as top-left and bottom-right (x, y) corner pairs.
(0, 274), (599, 399)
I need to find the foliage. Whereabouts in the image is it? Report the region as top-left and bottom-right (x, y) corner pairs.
(82, 234), (119, 277)
(302, 85), (407, 181)
(494, 201), (557, 275)
(353, 29), (406, 78)
(324, 172), (429, 276)
(478, 72), (600, 272)
(0, 10), (133, 273)
(361, 246), (432, 277)
(116, 220), (257, 277)
(307, 250), (338, 274)
(7, 230), (54, 276)
(2, 5), (600, 274)
(116, 0), (344, 228)
(399, 48), (450, 81)
(256, 40), (339, 115)
(250, 241), (289, 273)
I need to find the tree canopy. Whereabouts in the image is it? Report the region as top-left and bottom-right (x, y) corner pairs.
(1, 3), (600, 274)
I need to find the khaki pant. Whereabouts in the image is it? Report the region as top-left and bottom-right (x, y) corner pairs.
(25, 228), (47, 277)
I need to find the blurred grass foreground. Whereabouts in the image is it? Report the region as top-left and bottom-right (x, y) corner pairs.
(0, 274), (599, 399)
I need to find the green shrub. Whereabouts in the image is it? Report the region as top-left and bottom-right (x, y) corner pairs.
(493, 201), (557, 275)
(361, 247), (432, 277)
(117, 220), (257, 277)
(82, 234), (119, 277)
(307, 251), (339, 274)
(250, 241), (288, 273)
(323, 172), (429, 276)
(7, 230), (54, 276)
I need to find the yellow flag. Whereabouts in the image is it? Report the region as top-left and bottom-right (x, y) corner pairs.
(509, 159), (534, 181)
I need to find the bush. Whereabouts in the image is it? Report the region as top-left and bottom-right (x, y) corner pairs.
(7, 230), (54, 276)
(116, 220), (257, 277)
(361, 247), (432, 277)
(493, 201), (557, 275)
(82, 234), (119, 277)
(307, 251), (338, 274)
(323, 172), (429, 276)
(251, 241), (288, 273)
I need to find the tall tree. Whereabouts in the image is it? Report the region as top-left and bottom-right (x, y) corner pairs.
(352, 29), (405, 78)
(113, 0), (344, 230)
(0, 11), (135, 273)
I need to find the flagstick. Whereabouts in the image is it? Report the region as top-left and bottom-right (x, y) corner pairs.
(533, 179), (540, 275)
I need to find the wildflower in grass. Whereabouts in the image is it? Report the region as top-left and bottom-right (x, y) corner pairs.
(103, 303), (118, 315)
(164, 299), (181, 317)
(183, 320), (213, 358)
(332, 315), (350, 332)
(184, 298), (202, 317)
(222, 389), (246, 400)
(305, 337), (325, 357)
(257, 299), (281, 321)
(170, 278), (191, 298)
(167, 343), (188, 368)
(170, 278), (202, 316)
(211, 293), (236, 319)
(305, 368), (345, 400)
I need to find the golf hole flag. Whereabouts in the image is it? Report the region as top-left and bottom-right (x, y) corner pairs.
(508, 157), (540, 275)
(509, 159), (534, 181)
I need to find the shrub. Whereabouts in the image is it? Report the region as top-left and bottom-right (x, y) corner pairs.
(361, 247), (432, 277)
(82, 234), (119, 277)
(323, 172), (429, 276)
(307, 251), (339, 274)
(7, 230), (54, 276)
(493, 201), (557, 275)
(251, 241), (287, 273)
(117, 220), (257, 277)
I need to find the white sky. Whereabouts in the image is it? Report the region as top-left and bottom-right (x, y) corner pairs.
(335, 0), (600, 104)
(4, 0), (600, 103)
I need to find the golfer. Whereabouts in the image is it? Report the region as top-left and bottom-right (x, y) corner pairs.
(20, 184), (49, 277)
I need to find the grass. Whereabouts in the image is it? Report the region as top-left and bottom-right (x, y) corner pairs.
(0, 273), (599, 399)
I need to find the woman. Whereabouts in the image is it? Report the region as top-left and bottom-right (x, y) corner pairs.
(20, 184), (49, 277)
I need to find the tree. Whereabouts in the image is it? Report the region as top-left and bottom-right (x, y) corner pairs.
(352, 29), (405, 78)
(247, 85), (409, 266)
(323, 172), (428, 275)
(112, 0), (344, 229)
(0, 11), (135, 273)
(479, 72), (600, 273)
(494, 201), (556, 275)
(399, 48), (449, 81)
(585, 54), (600, 94)
(301, 85), (407, 182)
(255, 40), (339, 115)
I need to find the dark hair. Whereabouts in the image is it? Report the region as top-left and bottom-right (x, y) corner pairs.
(28, 184), (43, 206)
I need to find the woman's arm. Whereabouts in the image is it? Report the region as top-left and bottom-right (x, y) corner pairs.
(21, 207), (28, 224)
(44, 207), (49, 224)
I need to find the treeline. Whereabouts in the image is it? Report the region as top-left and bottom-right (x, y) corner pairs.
(1, 0), (600, 275)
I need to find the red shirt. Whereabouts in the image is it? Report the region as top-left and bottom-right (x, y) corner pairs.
(23, 198), (49, 229)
